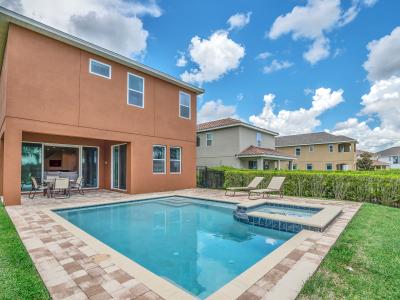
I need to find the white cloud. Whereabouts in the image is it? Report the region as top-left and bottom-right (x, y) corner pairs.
(363, 26), (400, 81)
(236, 93), (244, 101)
(176, 52), (187, 67)
(180, 30), (245, 84)
(332, 76), (400, 152)
(249, 88), (344, 135)
(227, 12), (252, 30)
(263, 59), (293, 74)
(256, 51), (272, 60)
(197, 100), (238, 123)
(268, 0), (375, 64)
(0, 0), (162, 58)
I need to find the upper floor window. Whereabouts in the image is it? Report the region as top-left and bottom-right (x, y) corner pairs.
(153, 145), (166, 174)
(206, 133), (213, 146)
(89, 59), (111, 79)
(179, 91), (191, 119)
(309, 145), (314, 152)
(306, 163), (313, 171)
(170, 147), (181, 173)
(295, 147), (301, 156)
(127, 73), (144, 108)
(256, 132), (262, 147)
(328, 144), (334, 153)
(338, 143), (351, 152)
(196, 136), (200, 147)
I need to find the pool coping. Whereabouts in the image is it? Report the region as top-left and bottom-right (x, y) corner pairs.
(238, 199), (342, 231)
(43, 195), (312, 300)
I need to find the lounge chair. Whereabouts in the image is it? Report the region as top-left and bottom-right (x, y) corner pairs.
(28, 176), (48, 199)
(225, 176), (264, 196)
(52, 178), (70, 199)
(248, 176), (285, 199)
(70, 176), (84, 195)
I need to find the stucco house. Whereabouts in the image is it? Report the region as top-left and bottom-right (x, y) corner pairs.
(196, 118), (295, 170)
(375, 147), (400, 169)
(276, 132), (357, 171)
(0, 8), (203, 205)
(356, 150), (389, 170)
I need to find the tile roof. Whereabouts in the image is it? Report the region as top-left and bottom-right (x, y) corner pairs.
(376, 146), (400, 157)
(237, 145), (295, 159)
(275, 132), (357, 147)
(197, 118), (278, 135)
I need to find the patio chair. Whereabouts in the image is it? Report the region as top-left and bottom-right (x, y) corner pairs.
(52, 178), (70, 199)
(225, 176), (264, 196)
(248, 176), (286, 200)
(70, 176), (84, 195)
(28, 176), (48, 199)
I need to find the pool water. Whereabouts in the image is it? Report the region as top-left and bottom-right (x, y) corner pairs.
(56, 197), (294, 299)
(253, 204), (320, 218)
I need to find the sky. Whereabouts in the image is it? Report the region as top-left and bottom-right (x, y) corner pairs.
(1, 0), (400, 152)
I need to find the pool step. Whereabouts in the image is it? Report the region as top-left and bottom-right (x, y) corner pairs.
(158, 199), (192, 207)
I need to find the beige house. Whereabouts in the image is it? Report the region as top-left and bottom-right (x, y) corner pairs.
(275, 132), (357, 171)
(197, 118), (295, 170)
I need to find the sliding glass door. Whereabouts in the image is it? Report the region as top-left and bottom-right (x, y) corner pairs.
(82, 147), (98, 187)
(21, 143), (43, 191)
(112, 144), (127, 190)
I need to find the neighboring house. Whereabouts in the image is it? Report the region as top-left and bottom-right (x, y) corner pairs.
(356, 150), (389, 170)
(376, 147), (400, 169)
(196, 118), (295, 170)
(0, 8), (203, 205)
(275, 132), (357, 171)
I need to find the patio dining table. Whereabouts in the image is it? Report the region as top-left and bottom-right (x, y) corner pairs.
(43, 178), (74, 198)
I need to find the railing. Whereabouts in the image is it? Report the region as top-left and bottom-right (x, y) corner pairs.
(196, 166), (225, 189)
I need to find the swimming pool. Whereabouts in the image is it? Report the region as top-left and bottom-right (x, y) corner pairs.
(55, 196), (294, 299)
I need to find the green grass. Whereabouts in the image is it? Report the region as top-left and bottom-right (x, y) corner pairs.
(0, 205), (50, 300)
(299, 203), (400, 299)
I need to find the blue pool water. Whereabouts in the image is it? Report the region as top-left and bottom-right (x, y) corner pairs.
(253, 205), (320, 219)
(55, 197), (294, 298)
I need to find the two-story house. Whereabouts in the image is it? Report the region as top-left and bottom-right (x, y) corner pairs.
(275, 132), (357, 171)
(376, 147), (400, 169)
(0, 8), (203, 205)
(196, 118), (295, 170)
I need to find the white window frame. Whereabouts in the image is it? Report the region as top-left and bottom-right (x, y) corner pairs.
(256, 132), (262, 147)
(127, 72), (145, 108)
(326, 163), (333, 171)
(179, 91), (191, 119)
(153, 145), (166, 174)
(89, 58), (111, 79)
(292, 163), (298, 170)
(328, 144), (334, 153)
(170, 147), (182, 174)
(295, 147), (301, 156)
(306, 163), (313, 171)
(393, 156), (399, 164)
(206, 133), (213, 147)
(309, 145), (314, 152)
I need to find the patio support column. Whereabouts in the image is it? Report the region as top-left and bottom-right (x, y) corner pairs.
(278, 160), (281, 170)
(2, 127), (22, 205)
(257, 158), (263, 170)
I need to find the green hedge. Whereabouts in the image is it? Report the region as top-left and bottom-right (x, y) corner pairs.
(222, 169), (400, 206)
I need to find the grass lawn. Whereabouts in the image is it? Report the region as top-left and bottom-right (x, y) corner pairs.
(0, 205), (50, 300)
(299, 203), (400, 299)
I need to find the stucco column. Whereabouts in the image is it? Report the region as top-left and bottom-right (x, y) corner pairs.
(3, 127), (22, 205)
(278, 160), (281, 170)
(258, 158), (263, 170)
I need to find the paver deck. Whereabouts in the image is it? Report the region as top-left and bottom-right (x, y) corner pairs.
(5, 189), (361, 300)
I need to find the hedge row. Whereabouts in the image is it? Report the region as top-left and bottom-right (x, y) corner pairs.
(222, 169), (400, 206)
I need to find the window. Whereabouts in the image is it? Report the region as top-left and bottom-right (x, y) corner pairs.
(306, 163), (313, 171)
(248, 160), (258, 170)
(256, 132), (262, 147)
(89, 59), (111, 79)
(127, 73), (144, 108)
(295, 147), (301, 156)
(292, 163), (298, 170)
(328, 144), (334, 152)
(326, 163), (333, 171)
(153, 145), (166, 173)
(170, 147), (181, 173)
(309, 145), (314, 152)
(206, 133), (213, 146)
(393, 156), (399, 164)
(196, 136), (200, 147)
(112, 144), (127, 190)
(179, 91), (191, 119)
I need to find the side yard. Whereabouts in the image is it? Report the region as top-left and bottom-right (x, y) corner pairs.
(0, 205), (50, 299)
(299, 203), (400, 299)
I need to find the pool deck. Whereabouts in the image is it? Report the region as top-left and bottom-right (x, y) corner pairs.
(5, 189), (361, 300)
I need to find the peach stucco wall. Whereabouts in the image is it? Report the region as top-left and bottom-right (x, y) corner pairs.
(0, 24), (197, 205)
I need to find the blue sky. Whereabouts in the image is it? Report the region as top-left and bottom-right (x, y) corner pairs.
(2, 0), (400, 151)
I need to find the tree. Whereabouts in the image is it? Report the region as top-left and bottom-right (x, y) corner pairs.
(357, 152), (374, 171)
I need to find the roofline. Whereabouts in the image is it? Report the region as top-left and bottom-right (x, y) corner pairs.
(197, 123), (279, 136)
(0, 6), (204, 95)
(275, 140), (357, 148)
(236, 154), (296, 160)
